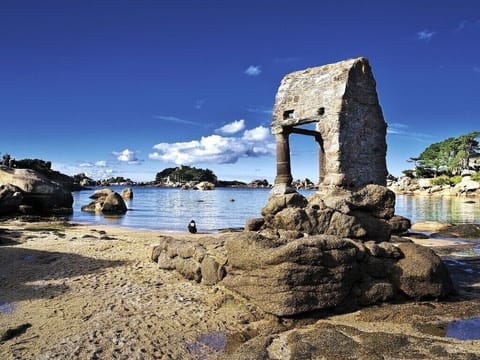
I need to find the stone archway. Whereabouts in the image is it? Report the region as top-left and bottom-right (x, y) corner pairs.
(273, 123), (325, 188)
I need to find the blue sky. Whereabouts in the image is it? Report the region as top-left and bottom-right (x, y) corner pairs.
(1, 0), (479, 183)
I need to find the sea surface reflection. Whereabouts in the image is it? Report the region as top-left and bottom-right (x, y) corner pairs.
(71, 187), (479, 232)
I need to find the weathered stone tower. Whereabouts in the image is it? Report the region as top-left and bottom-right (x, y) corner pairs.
(271, 57), (387, 192)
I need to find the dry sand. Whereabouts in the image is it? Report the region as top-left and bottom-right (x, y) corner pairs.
(1, 220), (479, 359)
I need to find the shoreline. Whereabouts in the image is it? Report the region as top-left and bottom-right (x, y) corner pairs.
(1, 219), (479, 359)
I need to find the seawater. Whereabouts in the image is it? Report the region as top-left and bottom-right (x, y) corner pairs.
(71, 187), (480, 232)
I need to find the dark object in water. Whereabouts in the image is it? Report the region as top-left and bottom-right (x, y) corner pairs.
(188, 220), (197, 234)
(1, 323), (32, 342)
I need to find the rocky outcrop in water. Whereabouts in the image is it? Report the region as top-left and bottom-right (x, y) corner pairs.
(0, 166), (73, 215)
(121, 187), (133, 200)
(81, 188), (127, 215)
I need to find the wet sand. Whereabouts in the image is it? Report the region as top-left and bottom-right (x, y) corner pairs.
(0, 220), (479, 359)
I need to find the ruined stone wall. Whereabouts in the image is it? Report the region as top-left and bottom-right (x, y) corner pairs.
(271, 57), (387, 188)
(337, 60), (387, 186)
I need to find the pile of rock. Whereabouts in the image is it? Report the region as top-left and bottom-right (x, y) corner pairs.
(0, 166), (73, 216)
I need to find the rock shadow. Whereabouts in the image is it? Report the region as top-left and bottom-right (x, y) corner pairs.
(0, 244), (125, 303)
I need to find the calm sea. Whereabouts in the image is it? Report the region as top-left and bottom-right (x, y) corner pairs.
(71, 186), (480, 232)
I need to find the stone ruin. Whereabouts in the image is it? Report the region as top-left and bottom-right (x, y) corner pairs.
(150, 57), (454, 317)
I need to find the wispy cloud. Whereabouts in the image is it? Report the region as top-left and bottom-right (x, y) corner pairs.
(245, 65), (261, 76)
(215, 119), (245, 135)
(153, 115), (199, 126)
(455, 20), (468, 32)
(454, 19), (480, 32)
(417, 30), (435, 41)
(113, 149), (141, 164)
(57, 161), (115, 180)
(247, 106), (273, 115)
(387, 123), (434, 142)
(474, 66), (480, 73)
(195, 99), (206, 110)
(149, 124), (274, 165)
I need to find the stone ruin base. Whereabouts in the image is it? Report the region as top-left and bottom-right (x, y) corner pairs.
(149, 185), (453, 317)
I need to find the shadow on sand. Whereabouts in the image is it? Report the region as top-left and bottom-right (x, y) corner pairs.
(0, 228), (125, 304)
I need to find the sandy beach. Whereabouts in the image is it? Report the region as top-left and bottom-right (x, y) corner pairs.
(1, 220), (479, 359)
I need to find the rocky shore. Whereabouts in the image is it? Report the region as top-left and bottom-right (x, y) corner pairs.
(388, 174), (480, 197)
(1, 220), (479, 359)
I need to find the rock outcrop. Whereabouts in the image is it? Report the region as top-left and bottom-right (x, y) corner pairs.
(259, 184), (410, 242)
(81, 188), (128, 215)
(121, 187), (133, 200)
(0, 166), (73, 215)
(220, 232), (453, 316)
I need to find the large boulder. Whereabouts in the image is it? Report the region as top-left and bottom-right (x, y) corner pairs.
(82, 188), (127, 215)
(0, 167), (73, 215)
(390, 243), (454, 299)
(223, 232), (361, 316)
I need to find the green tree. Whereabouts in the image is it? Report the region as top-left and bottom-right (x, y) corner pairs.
(416, 132), (480, 177)
(155, 166), (217, 184)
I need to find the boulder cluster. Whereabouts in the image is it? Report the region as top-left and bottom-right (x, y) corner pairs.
(81, 188), (130, 215)
(0, 166), (73, 216)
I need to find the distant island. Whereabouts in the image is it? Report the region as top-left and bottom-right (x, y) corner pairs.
(2, 131), (479, 194)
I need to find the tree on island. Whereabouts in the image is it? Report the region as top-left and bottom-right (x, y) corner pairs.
(414, 131), (480, 177)
(155, 165), (217, 184)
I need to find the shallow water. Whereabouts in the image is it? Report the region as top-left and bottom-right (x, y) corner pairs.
(446, 317), (480, 340)
(395, 195), (480, 224)
(71, 187), (480, 232)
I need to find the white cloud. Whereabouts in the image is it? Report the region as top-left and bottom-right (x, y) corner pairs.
(113, 149), (139, 163)
(149, 125), (274, 165)
(245, 65), (261, 76)
(242, 126), (270, 141)
(53, 162), (115, 180)
(417, 30), (435, 41)
(215, 119), (245, 135)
